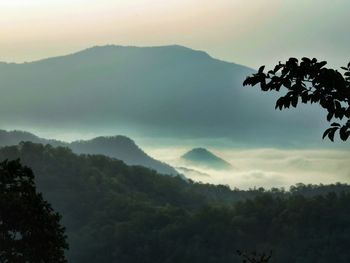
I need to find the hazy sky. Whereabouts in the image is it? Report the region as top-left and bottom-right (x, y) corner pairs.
(0, 0), (349, 68)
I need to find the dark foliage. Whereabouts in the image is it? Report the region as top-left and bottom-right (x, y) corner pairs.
(0, 159), (68, 262)
(243, 59), (350, 141)
(1, 142), (350, 262)
(237, 250), (272, 263)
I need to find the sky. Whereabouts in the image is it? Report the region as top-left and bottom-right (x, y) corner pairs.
(0, 0), (349, 69)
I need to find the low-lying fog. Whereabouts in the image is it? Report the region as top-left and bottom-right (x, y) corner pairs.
(6, 126), (349, 190)
(146, 147), (350, 190)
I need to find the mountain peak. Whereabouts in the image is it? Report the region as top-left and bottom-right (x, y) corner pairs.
(187, 147), (212, 155)
(75, 135), (136, 146)
(181, 148), (232, 170)
(80, 44), (206, 53)
(70, 135), (179, 176)
(75, 44), (212, 58)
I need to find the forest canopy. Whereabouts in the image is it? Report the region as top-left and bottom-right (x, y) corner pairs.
(1, 142), (350, 262)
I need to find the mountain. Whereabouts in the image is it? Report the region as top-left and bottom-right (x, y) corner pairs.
(70, 136), (178, 175)
(0, 129), (177, 176)
(0, 129), (64, 147)
(0, 130), (42, 145)
(0, 45), (327, 147)
(181, 147), (232, 170)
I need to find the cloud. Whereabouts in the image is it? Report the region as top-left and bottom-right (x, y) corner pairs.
(245, 171), (266, 179)
(148, 147), (350, 190)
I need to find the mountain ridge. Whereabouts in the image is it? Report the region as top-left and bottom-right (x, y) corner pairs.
(0, 129), (177, 176)
(0, 45), (251, 70)
(0, 44), (327, 147)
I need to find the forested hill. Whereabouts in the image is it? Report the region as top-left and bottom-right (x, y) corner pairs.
(0, 142), (252, 261)
(1, 142), (350, 262)
(0, 129), (62, 147)
(69, 136), (178, 175)
(0, 129), (177, 176)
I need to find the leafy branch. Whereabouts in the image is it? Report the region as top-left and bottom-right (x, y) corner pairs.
(243, 58), (350, 141)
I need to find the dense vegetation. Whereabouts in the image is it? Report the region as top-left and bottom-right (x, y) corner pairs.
(1, 142), (350, 262)
(0, 159), (68, 262)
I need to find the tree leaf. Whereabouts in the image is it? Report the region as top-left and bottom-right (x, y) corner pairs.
(258, 65), (265, 73)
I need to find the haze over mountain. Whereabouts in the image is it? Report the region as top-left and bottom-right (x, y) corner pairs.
(181, 148), (232, 170)
(0, 129), (177, 176)
(0, 45), (327, 147)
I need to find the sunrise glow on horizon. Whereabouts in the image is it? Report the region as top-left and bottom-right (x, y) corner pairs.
(1, 0), (349, 69)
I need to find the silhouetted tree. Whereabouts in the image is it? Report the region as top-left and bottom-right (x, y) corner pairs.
(237, 250), (272, 263)
(0, 159), (68, 262)
(243, 59), (350, 141)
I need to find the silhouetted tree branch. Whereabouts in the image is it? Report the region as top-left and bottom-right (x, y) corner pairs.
(243, 58), (350, 141)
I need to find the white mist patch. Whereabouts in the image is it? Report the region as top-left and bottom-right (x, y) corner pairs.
(145, 147), (350, 190)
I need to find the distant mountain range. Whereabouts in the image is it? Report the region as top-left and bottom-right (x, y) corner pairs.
(181, 148), (232, 170)
(0, 129), (177, 176)
(0, 45), (327, 147)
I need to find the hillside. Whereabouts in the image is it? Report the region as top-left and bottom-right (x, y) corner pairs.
(0, 129), (177, 175)
(181, 147), (232, 170)
(0, 129), (45, 145)
(1, 142), (350, 262)
(70, 136), (177, 175)
(0, 45), (326, 147)
(0, 142), (254, 262)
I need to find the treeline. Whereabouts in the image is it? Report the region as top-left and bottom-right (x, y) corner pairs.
(1, 142), (350, 262)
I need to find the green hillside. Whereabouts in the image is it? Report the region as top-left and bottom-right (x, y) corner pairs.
(1, 142), (350, 262)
